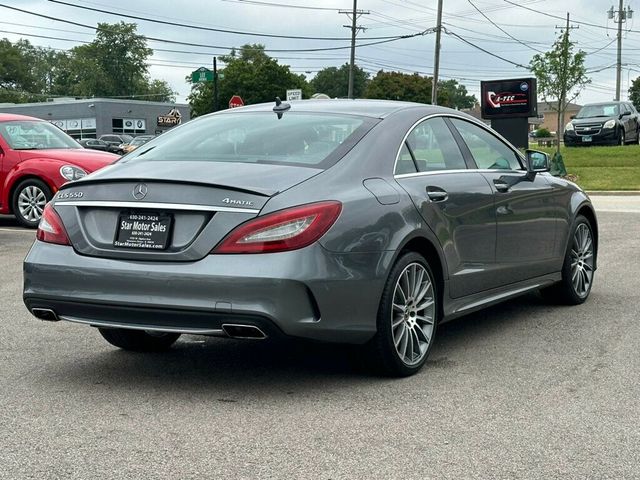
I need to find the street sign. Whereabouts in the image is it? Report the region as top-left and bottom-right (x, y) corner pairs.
(286, 89), (302, 101)
(229, 95), (244, 108)
(191, 67), (213, 83)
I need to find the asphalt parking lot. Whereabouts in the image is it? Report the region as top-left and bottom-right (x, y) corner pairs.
(1, 199), (639, 479)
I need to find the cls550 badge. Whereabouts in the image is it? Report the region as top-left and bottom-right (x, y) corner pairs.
(56, 191), (84, 199)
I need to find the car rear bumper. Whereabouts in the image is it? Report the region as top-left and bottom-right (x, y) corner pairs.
(23, 241), (391, 344)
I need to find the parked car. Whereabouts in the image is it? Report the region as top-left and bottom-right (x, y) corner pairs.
(121, 135), (155, 154)
(23, 100), (598, 376)
(78, 138), (110, 151)
(0, 114), (118, 227)
(564, 101), (640, 146)
(98, 134), (133, 154)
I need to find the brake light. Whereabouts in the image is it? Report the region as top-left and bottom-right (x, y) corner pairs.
(36, 204), (71, 246)
(213, 201), (342, 254)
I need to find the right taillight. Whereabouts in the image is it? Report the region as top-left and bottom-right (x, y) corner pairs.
(36, 204), (71, 246)
(212, 201), (342, 254)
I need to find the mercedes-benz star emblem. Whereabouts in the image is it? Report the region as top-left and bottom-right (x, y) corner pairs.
(132, 183), (148, 200)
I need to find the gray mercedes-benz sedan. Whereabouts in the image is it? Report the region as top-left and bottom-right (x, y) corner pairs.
(23, 99), (598, 376)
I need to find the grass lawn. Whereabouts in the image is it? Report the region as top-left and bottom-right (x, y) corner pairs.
(533, 144), (640, 191)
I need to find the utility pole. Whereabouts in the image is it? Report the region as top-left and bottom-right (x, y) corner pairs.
(552, 13), (578, 161)
(213, 57), (219, 112)
(609, 1), (633, 100)
(431, 0), (443, 105)
(340, 1), (369, 99)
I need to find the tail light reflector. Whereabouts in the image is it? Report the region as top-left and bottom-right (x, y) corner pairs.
(213, 201), (342, 254)
(36, 204), (71, 246)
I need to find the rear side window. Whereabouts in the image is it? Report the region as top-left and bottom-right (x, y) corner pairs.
(450, 118), (522, 170)
(124, 112), (373, 169)
(395, 117), (466, 174)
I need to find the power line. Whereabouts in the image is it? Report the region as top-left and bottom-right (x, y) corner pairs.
(220, 0), (340, 12)
(47, 0), (406, 41)
(501, 0), (640, 33)
(442, 22), (550, 46)
(443, 28), (529, 68)
(466, 0), (545, 53)
(0, 3), (430, 53)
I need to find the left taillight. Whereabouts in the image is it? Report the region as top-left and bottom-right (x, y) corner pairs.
(36, 204), (71, 246)
(213, 201), (342, 254)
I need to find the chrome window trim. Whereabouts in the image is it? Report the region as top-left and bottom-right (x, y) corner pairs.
(54, 200), (260, 214)
(394, 168), (524, 180)
(392, 112), (526, 178)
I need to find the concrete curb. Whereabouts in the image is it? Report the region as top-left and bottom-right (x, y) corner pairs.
(586, 191), (640, 196)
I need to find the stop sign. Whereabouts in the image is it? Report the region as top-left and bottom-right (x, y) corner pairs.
(229, 95), (244, 108)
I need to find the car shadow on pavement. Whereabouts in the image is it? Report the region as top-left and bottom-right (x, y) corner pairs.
(0, 215), (20, 228)
(27, 291), (570, 397)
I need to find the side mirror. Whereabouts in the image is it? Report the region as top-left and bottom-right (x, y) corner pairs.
(525, 149), (550, 173)
(621, 111), (631, 118)
(570, 115), (576, 119)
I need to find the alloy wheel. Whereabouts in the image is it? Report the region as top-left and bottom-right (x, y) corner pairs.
(391, 262), (436, 366)
(570, 223), (594, 298)
(18, 185), (47, 223)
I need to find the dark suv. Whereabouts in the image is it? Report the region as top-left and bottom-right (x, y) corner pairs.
(564, 101), (640, 146)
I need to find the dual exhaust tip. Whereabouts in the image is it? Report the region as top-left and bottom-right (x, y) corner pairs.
(30, 308), (267, 339)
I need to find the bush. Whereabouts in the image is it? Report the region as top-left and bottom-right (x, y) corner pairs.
(534, 127), (551, 138)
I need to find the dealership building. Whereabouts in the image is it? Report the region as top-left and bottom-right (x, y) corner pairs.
(0, 98), (191, 139)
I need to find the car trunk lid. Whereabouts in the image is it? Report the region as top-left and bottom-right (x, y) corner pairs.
(53, 161), (322, 261)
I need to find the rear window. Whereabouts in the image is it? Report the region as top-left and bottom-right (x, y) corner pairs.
(123, 112), (374, 169)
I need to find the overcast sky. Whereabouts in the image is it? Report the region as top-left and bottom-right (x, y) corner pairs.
(1, 0), (636, 105)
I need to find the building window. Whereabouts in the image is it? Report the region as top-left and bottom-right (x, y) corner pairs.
(112, 118), (146, 134)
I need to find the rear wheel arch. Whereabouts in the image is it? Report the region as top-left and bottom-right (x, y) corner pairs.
(395, 236), (446, 322)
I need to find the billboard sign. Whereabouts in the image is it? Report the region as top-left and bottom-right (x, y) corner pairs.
(480, 77), (537, 119)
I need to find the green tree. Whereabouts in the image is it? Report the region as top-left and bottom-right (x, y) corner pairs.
(364, 71), (476, 108)
(530, 26), (590, 172)
(49, 22), (172, 101)
(629, 77), (640, 110)
(364, 70), (431, 103)
(311, 63), (368, 98)
(1, 25), (174, 103)
(187, 44), (311, 117)
(0, 38), (56, 102)
(436, 79), (477, 109)
(64, 22), (153, 98)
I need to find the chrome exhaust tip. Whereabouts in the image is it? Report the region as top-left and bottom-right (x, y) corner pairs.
(31, 308), (59, 322)
(222, 324), (267, 339)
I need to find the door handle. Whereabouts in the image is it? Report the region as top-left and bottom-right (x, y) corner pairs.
(426, 187), (448, 202)
(493, 180), (510, 193)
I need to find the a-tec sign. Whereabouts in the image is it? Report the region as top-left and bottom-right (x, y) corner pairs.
(480, 77), (537, 119)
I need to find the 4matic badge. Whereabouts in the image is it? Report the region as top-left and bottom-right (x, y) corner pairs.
(222, 197), (254, 207)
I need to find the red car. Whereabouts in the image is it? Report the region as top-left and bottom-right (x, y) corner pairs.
(0, 113), (118, 227)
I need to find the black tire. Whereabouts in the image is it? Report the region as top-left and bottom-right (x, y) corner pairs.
(541, 215), (595, 305)
(98, 328), (180, 352)
(367, 252), (438, 377)
(618, 130), (625, 146)
(11, 178), (52, 228)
